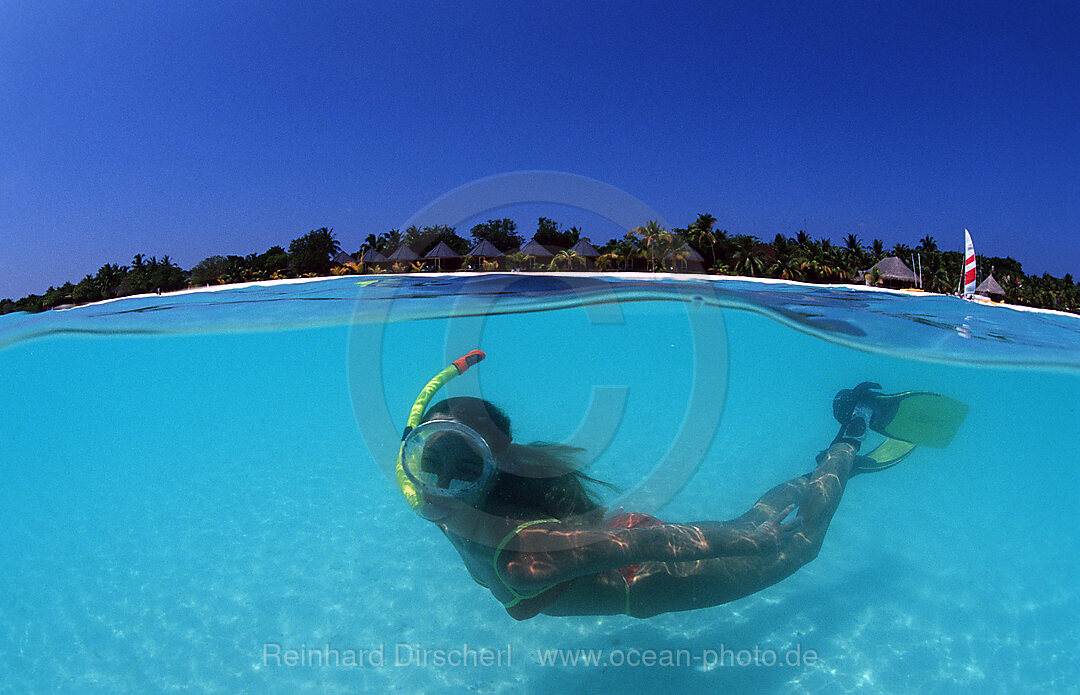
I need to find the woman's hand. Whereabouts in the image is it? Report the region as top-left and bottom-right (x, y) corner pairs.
(751, 504), (802, 554)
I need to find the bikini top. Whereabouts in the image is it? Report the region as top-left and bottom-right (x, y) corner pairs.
(491, 517), (561, 608)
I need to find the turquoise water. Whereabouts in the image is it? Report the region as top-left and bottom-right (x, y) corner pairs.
(1, 273), (1078, 694)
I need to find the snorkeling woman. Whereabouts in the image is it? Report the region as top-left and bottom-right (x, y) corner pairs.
(396, 351), (966, 620)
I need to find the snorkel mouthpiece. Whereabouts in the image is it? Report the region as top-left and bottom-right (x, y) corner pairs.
(396, 351), (487, 515)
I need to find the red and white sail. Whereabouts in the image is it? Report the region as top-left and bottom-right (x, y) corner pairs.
(963, 229), (977, 295)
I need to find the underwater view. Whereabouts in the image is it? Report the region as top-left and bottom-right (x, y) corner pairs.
(2, 273), (1078, 694)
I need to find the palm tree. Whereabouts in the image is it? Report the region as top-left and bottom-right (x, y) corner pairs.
(925, 263), (955, 294)
(824, 245), (853, 280)
(596, 252), (620, 271)
(662, 244), (692, 272)
(769, 253), (804, 281)
(711, 228), (731, 267)
(728, 236), (768, 277)
(690, 213), (718, 264)
(324, 229), (342, 258)
(95, 263), (127, 298)
(871, 239), (885, 261)
(505, 252), (526, 271)
(919, 235), (938, 252)
(794, 239), (847, 282)
(633, 220), (667, 271)
(378, 229), (404, 253)
(614, 233), (646, 271)
(693, 213), (717, 232)
(685, 221), (715, 268)
(799, 256), (835, 283)
(552, 249), (583, 270)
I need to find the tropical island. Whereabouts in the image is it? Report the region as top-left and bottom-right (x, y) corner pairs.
(3, 215), (1077, 315)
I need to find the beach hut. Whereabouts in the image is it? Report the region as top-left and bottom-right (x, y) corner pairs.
(663, 245), (705, 273)
(423, 240), (461, 271)
(519, 239), (555, 270)
(862, 257), (917, 289)
(385, 246), (419, 272)
(356, 249), (388, 271)
(358, 249), (387, 264)
(975, 274), (1006, 301)
(569, 239), (601, 270)
(386, 246), (419, 260)
(331, 251), (359, 274)
(466, 239), (505, 270)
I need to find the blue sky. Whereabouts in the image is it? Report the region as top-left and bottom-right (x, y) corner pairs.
(2, 1), (1078, 298)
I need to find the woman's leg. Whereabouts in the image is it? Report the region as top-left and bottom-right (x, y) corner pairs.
(730, 475), (810, 527)
(625, 442), (857, 618)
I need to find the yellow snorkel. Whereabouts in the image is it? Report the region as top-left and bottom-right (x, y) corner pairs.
(396, 350), (487, 513)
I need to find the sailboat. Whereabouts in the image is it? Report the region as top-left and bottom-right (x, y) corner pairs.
(960, 229), (977, 297)
(959, 229), (998, 304)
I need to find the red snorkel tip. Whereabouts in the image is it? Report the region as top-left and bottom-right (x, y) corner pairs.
(452, 350), (486, 374)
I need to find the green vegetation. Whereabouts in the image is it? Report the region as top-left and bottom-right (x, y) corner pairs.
(470, 218), (525, 251)
(3, 217), (1078, 316)
(288, 228), (340, 276)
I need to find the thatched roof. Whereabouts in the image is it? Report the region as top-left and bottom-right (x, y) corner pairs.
(386, 246), (419, 261)
(423, 241), (460, 259)
(333, 251), (356, 265)
(519, 239), (554, 258)
(358, 249), (387, 263)
(975, 274), (1006, 297)
(866, 256), (916, 282)
(569, 239), (601, 258)
(665, 245), (704, 262)
(467, 239), (505, 258)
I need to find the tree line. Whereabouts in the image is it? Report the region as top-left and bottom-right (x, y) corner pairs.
(3, 216), (1077, 315)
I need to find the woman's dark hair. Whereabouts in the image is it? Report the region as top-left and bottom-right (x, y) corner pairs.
(423, 397), (614, 520)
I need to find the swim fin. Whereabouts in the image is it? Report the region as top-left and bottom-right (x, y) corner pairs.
(834, 382), (968, 449)
(853, 438), (917, 474)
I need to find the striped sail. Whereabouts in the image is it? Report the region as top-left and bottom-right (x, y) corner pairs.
(963, 229), (977, 295)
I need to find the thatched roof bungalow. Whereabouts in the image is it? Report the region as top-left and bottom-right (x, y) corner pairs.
(464, 239), (506, 270)
(860, 256), (916, 289)
(358, 249), (387, 264)
(565, 239), (601, 270)
(664, 245), (705, 273)
(467, 239), (505, 258)
(385, 246), (419, 271)
(332, 251), (357, 266)
(422, 241), (461, 271)
(569, 239), (601, 258)
(386, 246), (419, 261)
(515, 239), (554, 269)
(975, 275), (1006, 300)
(519, 239), (555, 258)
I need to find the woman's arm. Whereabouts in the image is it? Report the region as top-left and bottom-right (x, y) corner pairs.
(499, 506), (799, 592)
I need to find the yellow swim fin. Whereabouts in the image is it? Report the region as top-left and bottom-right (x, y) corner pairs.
(835, 383), (969, 449)
(854, 438), (918, 474)
(871, 391), (968, 448)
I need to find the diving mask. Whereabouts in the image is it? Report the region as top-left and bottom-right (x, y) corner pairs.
(399, 419), (496, 501)
(395, 350), (489, 518)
